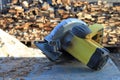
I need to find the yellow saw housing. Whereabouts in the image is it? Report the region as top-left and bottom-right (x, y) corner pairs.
(62, 24), (108, 70)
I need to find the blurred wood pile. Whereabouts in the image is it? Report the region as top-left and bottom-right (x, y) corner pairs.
(103, 27), (120, 46)
(0, 0), (120, 46)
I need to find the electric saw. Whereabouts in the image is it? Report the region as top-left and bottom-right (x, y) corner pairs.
(34, 18), (109, 70)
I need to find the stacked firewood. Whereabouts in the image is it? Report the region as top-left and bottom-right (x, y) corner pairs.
(0, 0), (120, 46)
(103, 27), (120, 46)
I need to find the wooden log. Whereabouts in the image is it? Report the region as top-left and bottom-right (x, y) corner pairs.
(44, 27), (52, 31)
(9, 9), (16, 13)
(41, 2), (50, 11)
(50, 13), (55, 18)
(114, 22), (120, 26)
(14, 6), (23, 11)
(116, 6), (120, 11)
(113, 6), (120, 11)
(102, 37), (108, 43)
(52, 0), (57, 5)
(112, 37), (118, 42)
(97, 17), (105, 23)
(62, 0), (71, 6)
(22, 23), (31, 30)
(62, 13), (69, 19)
(12, 0), (18, 4)
(84, 14), (93, 20)
(57, 0), (62, 5)
(50, 22), (58, 28)
(98, 0), (102, 6)
(43, 21), (51, 27)
(77, 12), (85, 19)
(22, 1), (29, 8)
(108, 42), (116, 45)
(36, 23), (44, 29)
(57, 9), (65, 15)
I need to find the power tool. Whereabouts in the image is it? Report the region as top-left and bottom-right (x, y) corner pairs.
(34, 18), (109, 70)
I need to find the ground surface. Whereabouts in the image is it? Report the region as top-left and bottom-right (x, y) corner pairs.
(110, 53), (120, 70)
(0, 48), (119, 80)
(25, 59), (120, 80)
(0, 48), (52, 80)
